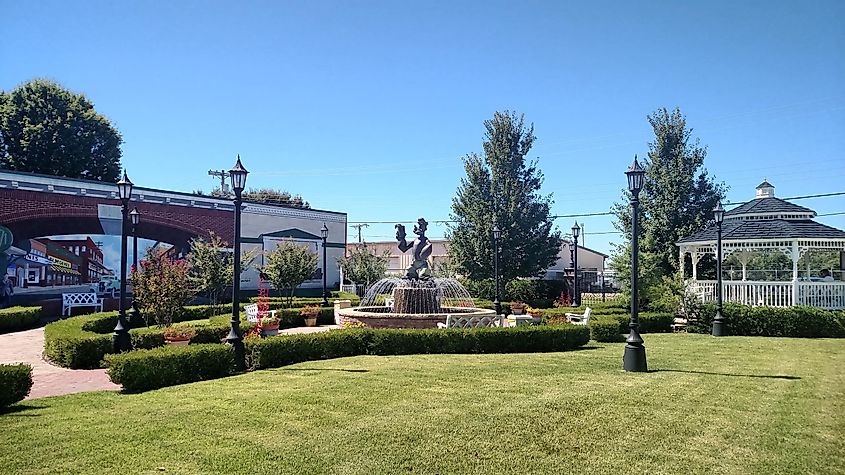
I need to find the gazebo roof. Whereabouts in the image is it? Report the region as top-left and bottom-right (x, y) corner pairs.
(725, 197), (815, 218)
(677, 219), (845, 244)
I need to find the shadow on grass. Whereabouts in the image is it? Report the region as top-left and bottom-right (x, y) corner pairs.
(655, 369), (801, 380)
(1, 403), (45, 416)
(281, 368), (370, 373)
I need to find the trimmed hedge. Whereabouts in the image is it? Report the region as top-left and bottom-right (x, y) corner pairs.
(0, 306), (42, 334)
(588, 318), (625, 342)
(0, 363), (33, 407)
(543, 310), (673, 334)
(689, 304), (845, 338)
(105, 344), (235, 392)
(104, 325), (591, 391)
(246, 325), (591, 371)
(44, 309), (253, 369)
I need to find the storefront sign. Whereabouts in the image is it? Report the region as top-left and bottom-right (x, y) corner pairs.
(49, 256), (72, 269)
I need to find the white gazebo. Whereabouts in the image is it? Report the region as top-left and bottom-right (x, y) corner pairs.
(677, 181), (845, 309)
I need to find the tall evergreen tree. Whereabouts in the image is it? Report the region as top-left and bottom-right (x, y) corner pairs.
(0, 79), (122, 181)
(449, 111), (561, 282)
(611, 107), (726, 302)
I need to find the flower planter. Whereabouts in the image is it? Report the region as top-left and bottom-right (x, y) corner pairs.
(510, 307), (525, 315)
(304, 317), (318, 327)
(260, 325), (280, 338)
(165, 338), (190, 346)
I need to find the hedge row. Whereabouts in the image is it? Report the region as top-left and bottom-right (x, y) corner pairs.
(544, 311), (673, 335)
(0, 363), (33, 407)
(106, 325), (591, 392)
(689, 304), (845, 338)
(0, 306), (42, 334)
(44, 304), (336, 369)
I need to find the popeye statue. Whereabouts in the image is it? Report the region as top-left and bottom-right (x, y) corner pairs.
(395, 217), (433, 280)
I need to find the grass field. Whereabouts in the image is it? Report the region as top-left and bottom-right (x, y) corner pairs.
(1, 334), (843, 474)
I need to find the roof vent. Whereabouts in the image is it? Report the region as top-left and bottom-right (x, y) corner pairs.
(755, 179), (774, 199)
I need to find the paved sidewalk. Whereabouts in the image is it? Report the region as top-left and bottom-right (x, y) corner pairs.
(0, 325), (340, 400)
(0, 327), (119, 400)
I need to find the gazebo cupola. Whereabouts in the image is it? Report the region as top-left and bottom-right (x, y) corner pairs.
(677, 180), (845, 309)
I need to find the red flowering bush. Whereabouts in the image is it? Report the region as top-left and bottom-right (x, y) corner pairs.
(131, 249), (193, 327)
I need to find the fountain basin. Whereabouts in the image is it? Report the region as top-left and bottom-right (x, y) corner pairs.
(336, 305), (497, 329)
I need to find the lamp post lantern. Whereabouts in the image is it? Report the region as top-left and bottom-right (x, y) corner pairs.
(623, 156), (647, 372)
(492, 224), (502, 315)
(320, 223), (329, 307)
(227, 155), (248, 371)
(112, 171), (133, 352)
(127, 207), (141, 327)
(571, 222), (581, 307)
(712, 201), (727, 336)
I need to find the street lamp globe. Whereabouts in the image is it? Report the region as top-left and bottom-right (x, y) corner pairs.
(321, 223), (329, 240)
(625, 156), (645, 194)
(492, 225), (501, 240)
(116, 171), (133, 203)
(713, 201), (725, 223)
(571, 222), (580, 239)
(229, 155), (249, 193)
(130, 207), (141, 227)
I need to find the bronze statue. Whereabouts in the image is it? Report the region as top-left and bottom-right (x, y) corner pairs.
(395, 217), (433, 280)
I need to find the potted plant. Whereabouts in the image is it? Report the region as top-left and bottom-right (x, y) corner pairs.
(301, 305), (320, 327)
(259, 315), (280, 337)
(163, 326), (196, 346)
(510, 301), (527, 315)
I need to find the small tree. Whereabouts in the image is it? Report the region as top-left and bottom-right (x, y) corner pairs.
(261, 241), (318, 306)
(187, 232), (232, 314)
(131, 249), (192, 326)
(338, 245), (389, 289)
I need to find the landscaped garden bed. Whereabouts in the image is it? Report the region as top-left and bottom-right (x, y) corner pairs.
(0, 306), (42, 334)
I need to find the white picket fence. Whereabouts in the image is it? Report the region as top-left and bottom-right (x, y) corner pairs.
(689, 280), (845, 309)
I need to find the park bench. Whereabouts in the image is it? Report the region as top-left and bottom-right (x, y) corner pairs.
(564, 307), (591, 325)
(437, 314), (504, 328)
(245, 303), (277, 323)
(62, 292), (104, 317)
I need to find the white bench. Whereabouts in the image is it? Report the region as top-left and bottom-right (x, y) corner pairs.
(437, 314), (504, 329)
(564, 307), (592, 325)
(62, 292), (104, 317)
(245, 303), (277, 323)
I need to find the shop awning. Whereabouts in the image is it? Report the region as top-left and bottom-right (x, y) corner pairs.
(50, 265), (81, 276)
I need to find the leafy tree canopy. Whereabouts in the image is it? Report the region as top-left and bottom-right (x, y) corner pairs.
(448, 110), (562, 283)
(611, 107), (726, 305)
(261, 241), (318, 305)
(193, 186), (310, 209)
(338, 245), (389, 287)
(0, 79), (122, 181)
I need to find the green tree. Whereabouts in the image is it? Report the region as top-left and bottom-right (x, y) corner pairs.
(261, 241), (318, 305)
(448, 111), (562, 283)
(338, 245), (389, 288)
(187, 232), (233, 313)
(131, 249), (193, 327)
(611, 107), (726, 306)
(0, 79), (122, 181)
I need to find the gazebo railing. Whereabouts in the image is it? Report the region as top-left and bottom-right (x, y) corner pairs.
(689, 280), (845, 309)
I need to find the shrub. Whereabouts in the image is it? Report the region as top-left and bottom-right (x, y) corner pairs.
(505, 279), (563, 308)
(462, 278), (495, 301)
(0, 306), (41, 334)
(0, 364), (33, 407)
(541, 308), (672, 334)
(105, 344), (235, 392)
(689, 304), (845, 338)
(589, 318), (624, 342)
(132, 248), (192, 326)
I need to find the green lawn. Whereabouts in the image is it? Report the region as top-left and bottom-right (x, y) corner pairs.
(2, 334), (843, 474)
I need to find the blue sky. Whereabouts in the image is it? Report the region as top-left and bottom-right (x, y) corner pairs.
(2, 0), (844, 258)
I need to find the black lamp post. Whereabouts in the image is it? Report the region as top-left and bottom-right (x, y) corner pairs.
(227, 155), (248, 371)
(623, 156), (647, 372)
(712, 201), (727, 336)
(112, 171), (133, 352)
(127, 207), (141, 327)
(492, 224), (502, 315)
(571, 221), (581, 307)
(320, 223), (329, 307)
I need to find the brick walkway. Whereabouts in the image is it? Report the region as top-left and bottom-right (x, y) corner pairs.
(0, 325), (339, 400)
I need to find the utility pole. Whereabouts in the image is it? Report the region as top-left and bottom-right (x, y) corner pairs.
(350, 224), (369, 243)
(208, 169), (230, 195)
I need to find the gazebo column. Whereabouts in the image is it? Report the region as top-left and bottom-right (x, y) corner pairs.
(739, 250), (750, 281)
(691, 251), (699, 280)
(791, 241), (800, 306)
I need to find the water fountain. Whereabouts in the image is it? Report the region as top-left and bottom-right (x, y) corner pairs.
(335, 218), (496, 328)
